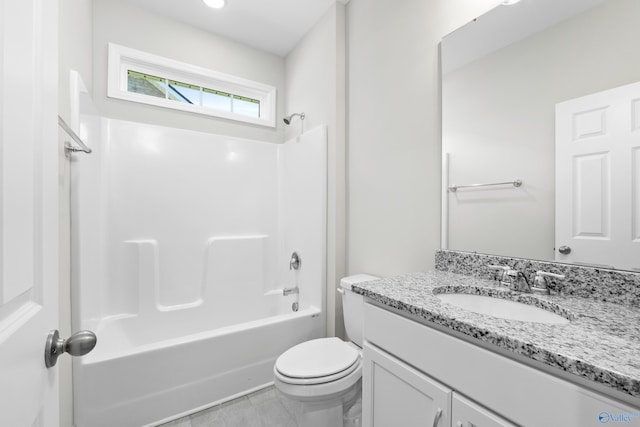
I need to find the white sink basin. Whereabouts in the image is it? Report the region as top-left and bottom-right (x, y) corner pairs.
(436, 293), (570, 324)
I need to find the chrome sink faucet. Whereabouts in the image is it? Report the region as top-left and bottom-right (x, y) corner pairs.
(488, 265), (566, 294)
(507, 269), (532, 293)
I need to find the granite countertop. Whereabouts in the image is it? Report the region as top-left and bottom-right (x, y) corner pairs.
(352, 270), (640, 400)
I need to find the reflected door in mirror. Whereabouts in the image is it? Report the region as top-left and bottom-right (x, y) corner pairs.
(556, 81), (640, 271)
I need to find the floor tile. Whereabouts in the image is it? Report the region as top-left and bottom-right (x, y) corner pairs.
(254, 396), (297, 427)
(247, 387), (279, 406)
(190, 404), (226, 427)
(160, 415), (192, 427)
(219, 396), (262, 427)
(158, 386), (299, 427)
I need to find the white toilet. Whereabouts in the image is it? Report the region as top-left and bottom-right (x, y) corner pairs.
(273, 274), (378, 427)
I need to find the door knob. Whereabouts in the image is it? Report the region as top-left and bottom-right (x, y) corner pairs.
(44, 329), (97, 368)
(558, 245), (572, 255)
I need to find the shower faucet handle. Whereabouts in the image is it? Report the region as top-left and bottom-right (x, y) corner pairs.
(289, 252), (301, 270)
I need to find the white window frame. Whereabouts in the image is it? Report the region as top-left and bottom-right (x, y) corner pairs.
(107, 43), (276, 127)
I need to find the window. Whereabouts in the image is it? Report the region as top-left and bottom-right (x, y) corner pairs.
(108, 43), (276, 127)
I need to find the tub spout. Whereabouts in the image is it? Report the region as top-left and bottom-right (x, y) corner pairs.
(283, 286), (299, 296)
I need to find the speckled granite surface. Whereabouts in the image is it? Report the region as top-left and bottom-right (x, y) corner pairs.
(435, 249), (640, 306)
(352, 270), (640, 401)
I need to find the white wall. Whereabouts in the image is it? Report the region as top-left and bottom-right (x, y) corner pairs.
(92, 0), (285, 143)
(346, 0), (501, 278)
(59, 1), (93, 121)
(285, 4), (346, 337)
(443, 0), (640, 261)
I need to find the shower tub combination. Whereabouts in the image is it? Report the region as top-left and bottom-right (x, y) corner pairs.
(71, 118), (327, 427)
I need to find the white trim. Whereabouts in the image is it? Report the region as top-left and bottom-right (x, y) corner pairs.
(441, 152), (449, 249)
(107, 43), (276, 127)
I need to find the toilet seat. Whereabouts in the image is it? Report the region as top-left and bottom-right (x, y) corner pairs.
(276, 358), (361, 386)
(275, 337), (360, 386)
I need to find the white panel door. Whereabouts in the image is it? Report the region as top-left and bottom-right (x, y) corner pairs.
(0, 0), (59, 426)
(556, 81), (640, 270)
(362, 343), (451, 427)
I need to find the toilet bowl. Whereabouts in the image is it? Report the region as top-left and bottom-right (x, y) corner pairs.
(273, 274), (378, 427)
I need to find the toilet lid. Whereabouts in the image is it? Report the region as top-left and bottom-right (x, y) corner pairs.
(275, 337), (359, 379)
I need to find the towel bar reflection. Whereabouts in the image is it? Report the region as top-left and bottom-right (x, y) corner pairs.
(58, 115), (92, 154)
(448, 179), (522, 192)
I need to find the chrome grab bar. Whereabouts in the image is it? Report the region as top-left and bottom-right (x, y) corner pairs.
(448, 179), (521, 192)
(58, 115), (92, 154)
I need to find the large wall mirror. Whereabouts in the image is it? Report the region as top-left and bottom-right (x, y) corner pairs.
(441, 0), (640, 271)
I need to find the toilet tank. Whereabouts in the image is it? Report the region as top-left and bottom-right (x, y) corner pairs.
(340, 274), (379, 348)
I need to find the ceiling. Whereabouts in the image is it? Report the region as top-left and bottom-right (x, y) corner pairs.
(120, 0), (343, 57)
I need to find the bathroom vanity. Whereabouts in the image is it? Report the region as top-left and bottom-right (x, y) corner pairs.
(354, 267), (640, 427)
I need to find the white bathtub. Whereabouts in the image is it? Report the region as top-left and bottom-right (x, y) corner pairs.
(74, 305), (323, 427)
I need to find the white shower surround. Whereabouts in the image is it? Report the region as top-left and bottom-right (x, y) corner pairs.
(71, 119), (327, 426)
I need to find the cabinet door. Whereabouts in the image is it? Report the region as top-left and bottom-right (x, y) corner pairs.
(452, 393), (517, 427)
(362, 343), (451, 427)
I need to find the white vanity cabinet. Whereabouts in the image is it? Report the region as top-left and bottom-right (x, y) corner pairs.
(363, 343), (451, 427)
(363, 342), (514, 427)
(362, 303), (639, 427)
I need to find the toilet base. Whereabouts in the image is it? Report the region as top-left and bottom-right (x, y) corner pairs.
(296, 401), (343, 427)
(278, 379), (362, 427)
(343, 395), (362, 427)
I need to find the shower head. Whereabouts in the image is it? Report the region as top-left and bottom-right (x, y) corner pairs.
(283, 112), (305, 125)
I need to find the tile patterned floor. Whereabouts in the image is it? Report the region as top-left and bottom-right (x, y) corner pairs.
(158, 386), (300, 427)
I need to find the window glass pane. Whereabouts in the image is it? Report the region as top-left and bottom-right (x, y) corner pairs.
(202, 88), (232, 111)
(127, 70), (167, 98)
(168, 80), (201, 104)
(124, 68), (264, 121)
(233, 96), (260, 118)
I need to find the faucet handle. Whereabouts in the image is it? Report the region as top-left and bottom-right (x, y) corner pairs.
(488, 265), (517, 288)
(488, 265), (510, 281)
(531, 271), (565, 295)
(536, 271), (565, 280)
